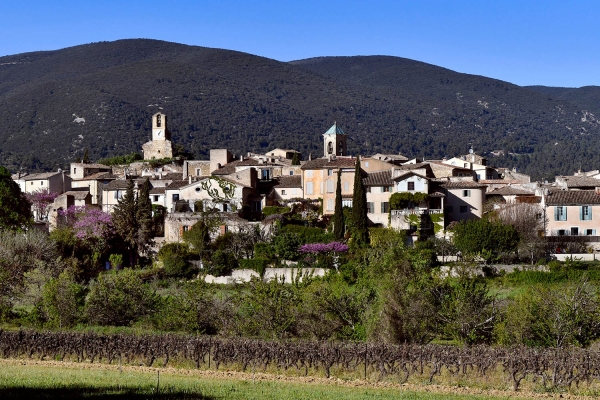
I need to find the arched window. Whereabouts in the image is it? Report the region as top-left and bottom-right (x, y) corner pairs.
(327, 141), (333, 154)
(156, 115), (162, 127)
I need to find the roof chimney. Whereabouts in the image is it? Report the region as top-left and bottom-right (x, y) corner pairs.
(240, 155), (243, 161)
(189, 176), (192, 184)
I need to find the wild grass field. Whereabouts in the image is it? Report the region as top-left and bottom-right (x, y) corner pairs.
(0, 359), (571, 400)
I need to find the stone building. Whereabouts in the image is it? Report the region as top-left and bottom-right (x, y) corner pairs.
(142, 112), (173, 160)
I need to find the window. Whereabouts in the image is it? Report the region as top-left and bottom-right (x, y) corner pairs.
(289, 171), (294, 175)
(557, 229), (566, 236)
(306, 182), (314, 195)
(366, 186), (371, 193)
(365, 161), (369, 168)
(367, 202), (375, 213)
(344, 182), (349, 192)
(464, 163), (468, 168)
(114, 190), (123, 200)
(172, 193), (179, 202)
(462, 190), (471, 197)
(581, 206), (592, 220)
(306, 170), (313, 178)
(571, 227), (579, 236)
(327, 199), (334, 211)
(476, 174), (481, 180)
(281, 190), (286, 195)
(223, 203), (229, 212)
(261, 169), (271, 180)
(555, 206), (567, 221)
(252, 201), (262, 212)
(156, 114), (161, 127)
(586, 229), (596, 236)
(342, 199), (353, 208)
(74, 168), (77, 174)
(407, 182), (415, 191)
(327, 142), (333, 154)
(327, 169), (333, 176)
(30, 182), (33, 185)
(41, 181), (44, 186)
(153, 195), (159, 202)
(382, 186), (390, 192)
(460, 205), (468, 213)
(327, 180), (334, 193)
(182, 225), (189, 232)
(381, 202), (389, 213)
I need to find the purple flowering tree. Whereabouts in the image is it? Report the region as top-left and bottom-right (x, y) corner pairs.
(298, 242), (349, 270)
(57, 205), (114, 254)
(26, 189), (59, 221)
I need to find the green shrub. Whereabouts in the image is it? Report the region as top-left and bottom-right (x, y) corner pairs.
(274, 232), (302, 260)
(42, 270), (85, 328)
(254, 242), (275, 260)
(239, 258), (269, 276)
(262, 206), (291, 216)
(162, 254), (193, 278)
(158, 243), (192, 260)
(281, 224), (332, 244)
(85, 269), (158, 326)
(97, 152), (143, 166)
(210, 250), (237, 276)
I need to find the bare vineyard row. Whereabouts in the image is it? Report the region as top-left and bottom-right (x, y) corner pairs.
(1, 330), (600, 391)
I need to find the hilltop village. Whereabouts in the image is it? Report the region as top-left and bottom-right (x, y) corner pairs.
(12, 112), (600, 252)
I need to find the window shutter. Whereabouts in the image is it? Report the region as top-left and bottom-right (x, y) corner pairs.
(590, 207), (593, 220)
(594, 229), (597, 236)
(580, 206), (584, 221)
(554, 207), (559, 221)
(563, 207), (567, 221)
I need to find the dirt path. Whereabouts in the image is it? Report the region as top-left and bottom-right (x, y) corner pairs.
(0, 358), (593, 399)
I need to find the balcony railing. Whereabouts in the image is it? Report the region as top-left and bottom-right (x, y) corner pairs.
(391, 209), (444, 216)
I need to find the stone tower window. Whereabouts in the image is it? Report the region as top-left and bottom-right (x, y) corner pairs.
(327, 141), (333, 154)
(157, 115), (161, 127)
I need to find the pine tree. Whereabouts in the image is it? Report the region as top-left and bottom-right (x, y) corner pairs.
(136, 178), (154, 254)
(333, 169), (344, 240)
(112, 180), (139, 266)
(351, 155), (369, 246)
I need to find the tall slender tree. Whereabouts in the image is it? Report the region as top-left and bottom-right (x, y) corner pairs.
(333, 169), (344, 240)
(351, 156), (369, 246)
(136, 178), (154, 254)
(112, 180), (139, 266)
(0, 166), (32, 230)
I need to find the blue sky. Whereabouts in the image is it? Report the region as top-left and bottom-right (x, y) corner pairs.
(2, 0), (598, 87)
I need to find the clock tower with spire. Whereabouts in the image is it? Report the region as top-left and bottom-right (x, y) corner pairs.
(143, 112), (173, 160)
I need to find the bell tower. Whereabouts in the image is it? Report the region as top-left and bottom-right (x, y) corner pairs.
(323, 122), (347, 157)
(152, 112), (171, 141)
(143, 112), (174, 160)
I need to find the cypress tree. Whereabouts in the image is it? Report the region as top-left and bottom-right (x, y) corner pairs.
(333, 169), (344, 240)
(112, 180), (139, 266)
(351, 155), (369, 246)
(136, 178), (154, 253)
(291, 152), (300, 165)
(82, 148), (90, 164)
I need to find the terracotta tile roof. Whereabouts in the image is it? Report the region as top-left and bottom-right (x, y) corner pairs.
(59, 190), (90, 200)
(212, 159), (271, 175)
(440, 181), (487, 189)
(478, 179), (523, 184)
(72, 163), (113, 169)
(149, 187), (166, 195)
(301, 157), (356, 170)
(22, 171), (63, 180)
(556, 176), (600, 188)
(392, 171), (429, 181)
(427, 161), (472, 172)
(164, 180), (189, 190)
(274, 175), (302, 188)
(161, 172), (183, 181)
(74, 172), (118, 181)
(363, 170), (394, 186)
(487, 187), (534, 196)
(103, 179), (144, 190)
(546, 190), (600, 205)
(398, 162), (429, 170)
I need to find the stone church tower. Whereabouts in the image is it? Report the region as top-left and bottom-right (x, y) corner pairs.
(323, 122), (347, 157)
(142, 112), (173, 160)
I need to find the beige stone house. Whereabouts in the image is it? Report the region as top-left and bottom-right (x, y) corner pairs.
(441, 181), (486, 224)
(17, 171), (70, 194)
(544, 190), (600, 237)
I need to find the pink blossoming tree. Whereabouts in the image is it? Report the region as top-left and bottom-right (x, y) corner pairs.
(298, 242), (349, 270)
(26, 189), (59, 221)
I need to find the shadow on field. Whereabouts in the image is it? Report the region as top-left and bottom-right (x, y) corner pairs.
(0, 387), (215, 399)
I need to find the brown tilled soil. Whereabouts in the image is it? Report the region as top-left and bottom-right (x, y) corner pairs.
(0, 358), (595, 399)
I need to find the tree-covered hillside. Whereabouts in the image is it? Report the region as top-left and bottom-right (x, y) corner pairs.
(0, 39), (599, 179)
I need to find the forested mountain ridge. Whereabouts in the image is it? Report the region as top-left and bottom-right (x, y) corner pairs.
(0, 39), (598, 179)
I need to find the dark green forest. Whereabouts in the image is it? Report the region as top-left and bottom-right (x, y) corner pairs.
(1, 39), (599, 179)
